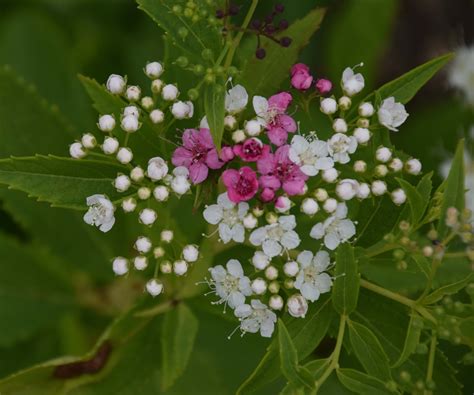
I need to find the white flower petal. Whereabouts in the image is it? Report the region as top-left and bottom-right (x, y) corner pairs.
(203, 204), (223, 224)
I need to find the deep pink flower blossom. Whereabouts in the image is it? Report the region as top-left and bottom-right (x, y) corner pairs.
(172, 128), (223, 184)
(291, 63), (313, 90)
(222, 167), (259, 203)
(260, 188), (275, 202)
(257, 145), (308, 196)
(315, 78), (332, 95)
(233, 138), (270, 162)
(220, 146), (235, 162)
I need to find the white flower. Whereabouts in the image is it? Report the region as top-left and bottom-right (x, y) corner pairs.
(342, 66), (365, 96)
(243, 213), (258, 229)
(147, 157), (168, 181)
(448, 46), (474, 105)
(145, 61), (164, 79)
(203, 192), (249, 243)
(83, 194), (115, 232)
(112, 257), (128, 276)
(358, 102), (374, 117)
(406, 158), (422, 175)
(252, 251), (271, 270)
(225, 84), (248, 114)
(353, 127), (371, 144)
(117, 147), (133, 164)
(371, 180), (387, 196)
(249, 215), (300, 257)
(123, 105), (139, 118)
(150, 109), (164, 124)
(327, 133), (357, 164)
(294, 250), (332, 301)
(269, 295), (284, 310)
(320, 98), (337, 114)
(391, 188), (407, 205)
(289, 135), (334, 176)
(287, 294), (308, 318)
(153, 185), (169, 202)
(114, 174), (131, 192)
(121, 114), (140, 133)
(125, 85), (141, 102)
(301, 198), (319, 216)
(171, 101), (194, 119)
(162, 84), (179, 101)
(245, 120), (262, 136)
(134, 256), (148, 271)
(121, 197), (137, 213)
(139, 208), (157, 225)
(70, 142), (86, 159)
(310, 203), (355, 250)
(135, 236), (152, 253)
(106, 74), (126, 94)
(209, 259), (252, 309)
(183, 245), (199, 262)
(146, 279), (163, 297)
(102, 137), (119, 154)
(378, 97), (409, 131)
(81, 133), (96, 149)
(171, 167), (191, 195)
(234, 300), (277, 338)
(336, 179), (359, 201)
(333, 118), (348, 133)
(275, 196), (292, 213)
(174, 260), (188, 276)
(284, 260), (299, 277)
(98, 114), (115, 132)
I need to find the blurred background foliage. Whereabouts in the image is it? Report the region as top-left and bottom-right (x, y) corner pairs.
(0, 0), (472, 393)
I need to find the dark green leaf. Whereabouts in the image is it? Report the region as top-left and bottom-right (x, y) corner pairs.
(280, 359), (331, 395)
(332, 244), (359, 315)
(396, 177), (426, 227)
(337, 369), (394, 395)
(392, 313), (422, 368)
(423, 273), (474, 305)
(459, 317), (474, 347)
(204, 83), (226, 150)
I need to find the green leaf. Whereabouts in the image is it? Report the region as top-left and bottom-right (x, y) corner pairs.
(204, 83), (226, 150)
(0, 155), (131, 209)
(437, 139), (465, 238)
(397, 173), (433, 229)
(348, 320), (391, 381)
(238, 8), (326, 98)
(423, 273), (474, 305)
(336, 369), (394, 395)
(161, 303), (199, 391)
(332, 244), (359, 315)
(278, 320), (314, 390)
(280, 359), (331, 395)
(392, 313), (422, 368)
(396, 177), (427, 227)
(459, 317), (474, 347)
(238, 296), (332, 394)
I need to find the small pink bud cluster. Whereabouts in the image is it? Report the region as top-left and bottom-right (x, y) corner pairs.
(290, 63), (332, 94)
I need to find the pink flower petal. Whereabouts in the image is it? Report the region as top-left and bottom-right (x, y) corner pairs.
(259, 175), (281, 190)
(268, 92), (292, 112)
(189, 162), (209, 184)
(267, 127), (288, 146)
(206, 148), (224, 169)
(283, 179), (305, 195)
(172, 147), (193, 167)
(277, 114), (297, 133)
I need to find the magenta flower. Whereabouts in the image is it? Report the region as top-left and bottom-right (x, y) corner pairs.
(315, 78), (332, 95)
(253, 92), (297, 146)
(220, 146), (235, 162)
(172, 128), (224, 184)
(233, 138), (270, 162)
(291, 63), (313, 90)
(222, 167), (259, 203)
(257, 145), (308, 196)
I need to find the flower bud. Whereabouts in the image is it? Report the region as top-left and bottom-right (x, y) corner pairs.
(173, 260), (188, 275)
(183, 244), (199, 262)
(112, 257), (128, 275)
(358, 102), (374, 117)
(283, 261), (299, 277)
(275, 196), (291, 213)
(251, 278), (267, 295)
(123, 105), (139, 118)
(356, 183), (370, 199)
(322, 168), (338, 183)
(70, 142), (86, 159)
(232, 129), (246, 143)
(171, 174), (191, 195)
(320, 98), (337, 114)
(406, 158), (422, 175)
(153, 185), (169, 202)
(269, 295), (284, 310)
(121, 197), (137, 213)
(224, 115), (237, 130)
(252, 251), (270, 270)
(106, 74), (126, 94)
(162, 84), (179, 101)
(268, 281), (280, 294)
(135, 236), (152, 253)
(141, 96), (154, 110)
(130, 166), (144, 182)
(323, 198), (338, 213)
(98, 114), (116, 132)
(301, 198), (319, 215)
(150, 109), (165, 124)
(265, 266), (278, 280)
(391, 188), (407, 205)
(146, 279), (163, 296)
(357, 118), (370, 128)
(145, 61), (164, 78)
(219, 146), (235, 162)
(243, 213), (258, 229)
(147, 157), (168, 181)
(375, 164), (388, 177)
(121, 114), (140, 133)
(314, 188), (328, 201)
(114, 174), (131, 192)
(371, 180), (387, 196)
(138, 187), (151, 200)
(353, 160), (367, 172)
(161, 230), (174, 243)
(336, 179), (359, 200)
(125, 85), (141, 102)
(151, 79), (163, 94)
(245, 120), (262, 136)
(333, 118), (348, 133)
(139, 208), (157, 225)
(261, 188), (275, 202)
(287, 294), (308, 318)
(134, 256), (148, 271)
(315, 78), (332, 95)
(161, 261), (172, 273)
(265, 211), (278, 224)
(81, 133), (97, 149)
(116, 147), (133, 164)
(375, 147), (392, 163)
(171, 101), (194, 119)
(338, 96), (351, 110)
(353, 127), (371, 144)
(389, 158), (403, 172)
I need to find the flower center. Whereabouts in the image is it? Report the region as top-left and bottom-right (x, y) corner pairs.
(267, 225), (284, 240)
(236, 175), (254, 196)
(223, 274), (239, 293)
(243, 140), (263, 158)
(222, 207), (239, 226)
(331, 137), (349, 153)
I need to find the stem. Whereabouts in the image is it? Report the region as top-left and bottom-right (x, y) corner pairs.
(418, 258), (442, 301)
(134, 300), (173, 317)
(424, 332), (437, 394)
(224, 0), (259, 69)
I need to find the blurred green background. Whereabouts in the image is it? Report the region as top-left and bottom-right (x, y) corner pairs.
(0, 0), (473, 391)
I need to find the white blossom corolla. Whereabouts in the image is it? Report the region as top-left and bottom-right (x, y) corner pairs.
(171, 101), (194, 119)
(341, 66), (365, 96)
(294, 250), (332, 301)
(147, 157), (168, 181)
(353, 127), (371, 144)
(320, 98), (337, 114)
(289, 135), (334, 176)
(203, 192), (249, 244)
(358, 102), (374, 117)
(153, 185), (169, 202)
(123, 105), (139, 118)
(327, 133), (357, 164)
(102, 137), (119, 154)
(356, 183), (371, 199)
(139, 208), (157, 226)
(234, 299), (277, 338)
(209, 259), (252, 309)
(170, 167), (191, 195)
(249, 215), (300, 257)
(284, 260), (299, 277)
(243, 213), (258, 229)
(377, 97), (409, 131)
(135, 236), (152, 253)
(150, 109), (165, 124)
(332, 118), (348, 133)
(146, 279), (163, 297)
(225, 84), (248, 114)
(106, 74), (126, 94)
(112, 257), (128, 275)
(245, 120), (262, 137)
(391, 188), (407, 205)
(145, 61), (164, 79)
(287, 294), (308, 318)
(162, 84), (179, 101)
(336, 179), (359, 201)
(81, 133), (97, 149)
(70, 142), (86, 159)
(447, 46), (474, 105)
(116, 147), (133, 164)
(310, 203), (356, 250)
(133, 256), (148, 271)
(83, 194), (116, 232)
(98, 114), (115, 132)
(183, 245), (199, 262)
(125, 85), (141, 102)
(252, 251), (271, 270)
(406, 158), (422, 175)
(121, 114), (140, 133)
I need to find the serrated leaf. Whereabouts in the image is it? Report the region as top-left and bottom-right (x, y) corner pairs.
(332, 244), (359, 315)
(348, 320), (391, 381)
(396, 177), (426, 227)
(280, 358), (331, 395)
(392, 313), (422, 368)
(238, 297), (332, 395)
(0, 155), (131, 209)
(397, 173), (433, 229)
(237, 8), (326, 98)
(336, 369), (394, 395)
(423, 273), (474, 305)
(278, 320), (314, 390)
(204, 83), (226, 150)
(161, 303), (198, 391)
(437, 139), (465, 238)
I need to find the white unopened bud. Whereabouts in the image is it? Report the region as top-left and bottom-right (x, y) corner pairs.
(125, 85), (141, 102)
(150, 109), (165, 124)
(70, 142), (86, 159)
(106, 74), (126, 94)
(145, 61), (164, 78)
(371, 180), (387, 196)
(171, 175), (190, 195)
(253, 207), (264, 217)
(153, 185), (169, 202)
(275, 196), (292, 213)
(137, 187), (151, 200)
(356, 183), (371, 199)
(301, 198), (319, 215)
(314, 188), (328, 201)
(161, 261), (172, 274)
(338, 96), (351, 110)
(322, 168), (338, 183)
(112, 257), (128, 275)
(358, 102), (374, 117)
(224, 115), (237, 130)
(102, 137), (119, 154)
(173, 260), (188, 276)
(268, 281), (280, 294)
(269, 295), (284, 310)
(130, 166), (144, 182)
(146, 279), (163, 296)
(283, 261), (299, 277)
(162, 84), (179, 101)
(151, 79), (163, 94)
(266, 212), (278, 224)
(116, 147), (133, 164)
(375, 164), (388, 177)
(336, 179), (359, 200)
(134, 256), (148, 271)
(161, 230), (174, 243)
(376, 147), (392, 163)
(333, 118), (348, 133)
(265, 266), (278, 280)
(391, 188), (407, 205)
(171, 101), (194, 119)
(154, 247), (165, 259)
(389, 158), (403, 172)
(423, 246), (434, 257)
(141, 96), (154, 110)
(123, 105), (139, 118)
(251, 278), (267, 295)
(114, 174), (131, 192)
(406, 158), (422, 175)
(353, 160), (367, 172)
(320, 98), (337, 114)
(287, 294), (308, 318)
(122, 197), (137, 212)
(353, 127), (371, 144)
(135, 236), (152, 253)
(252, 251), (270, 270)
(323, 198), (338, 213)
(121, 114), (140, 133)
(183, 245), (199, 262)
(81, 133), (97, 149)
(147, 157), (168, 181)
(245, 120), (262, 136)
(232, 129), (246, 143)
(98, 114), (115, 132)
(243, 213), (258, 229)
(139, 208), (157, 226)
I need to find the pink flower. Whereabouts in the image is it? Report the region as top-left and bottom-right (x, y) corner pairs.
(260, 188), (275, 202)
(172, 128), (224, 184)
(253, 92), (297, 146)
(233, 138), (270, 162)
(315, 78), (332, 95)
(257, 145), (308, 196)
(222, 167), (259, 203)
(290, 63), (313, 90)
(220, 146), (235, 162)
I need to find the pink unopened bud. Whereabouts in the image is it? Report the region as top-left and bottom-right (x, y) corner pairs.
(315, 78), (332, 95)
(290, 63), (313, 91)
(220, 146), (235, 162)
(260, 187), (275, 202)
